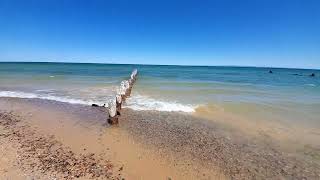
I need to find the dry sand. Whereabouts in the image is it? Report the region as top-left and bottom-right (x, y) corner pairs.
(0, 97), (320, 179)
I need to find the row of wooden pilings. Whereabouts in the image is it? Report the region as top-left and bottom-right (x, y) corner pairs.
(107, 69), (138, 125)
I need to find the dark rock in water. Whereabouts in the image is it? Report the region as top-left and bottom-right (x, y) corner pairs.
(269, 70), (273, 74)
(310, 73), (315, 77)
(92, 104), (106, 107)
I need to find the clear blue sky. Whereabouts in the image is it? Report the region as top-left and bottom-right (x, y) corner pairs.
(0, 0), (319, 69)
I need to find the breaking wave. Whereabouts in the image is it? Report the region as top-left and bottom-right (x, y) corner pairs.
(0, 91), (96, 105)
(125, 95), (197, 112)
(0, 91), (197, 112)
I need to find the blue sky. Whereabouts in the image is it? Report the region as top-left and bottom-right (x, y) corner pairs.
(0, 0), (319, 68)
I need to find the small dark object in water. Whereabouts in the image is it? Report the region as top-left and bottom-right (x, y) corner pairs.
(310, 73), (315, 77)
(292, 73), (304, 76)
(92, 103), (106, 107)
(269, 70), (273, 74)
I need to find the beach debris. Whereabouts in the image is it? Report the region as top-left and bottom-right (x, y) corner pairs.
(107, 69), (138, 125)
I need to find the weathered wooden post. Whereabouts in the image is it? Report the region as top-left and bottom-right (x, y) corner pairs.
(124, 80), (130, 97)
(131, 69), (138, 82)
(107, 69), (138, 125)
(128, 69), (137, 96)
(119, 81), (127, 101)
(127, 79), (132, 95)
(116, 94), (122, 111)
(107, 98), (118, 125)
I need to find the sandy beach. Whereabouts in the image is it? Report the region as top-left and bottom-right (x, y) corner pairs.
(2, 0), (320, 178)
(0, 97), (319, 179)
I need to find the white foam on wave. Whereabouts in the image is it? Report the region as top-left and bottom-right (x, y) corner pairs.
(0, 91), (197, 112)
(125, 95), (197, 112)
(305, 84), (316, 87)
(0, 91), (98, 105)
(36, 89), (55, 92)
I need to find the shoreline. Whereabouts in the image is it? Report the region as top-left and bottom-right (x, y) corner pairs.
(0, 97), (320, 179)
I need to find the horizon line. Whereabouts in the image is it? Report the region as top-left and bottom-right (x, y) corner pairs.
(0, 61), (319, 71)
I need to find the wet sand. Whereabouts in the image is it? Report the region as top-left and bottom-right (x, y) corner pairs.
(194, 104), (320, 154)
(0, 97), (320, 179)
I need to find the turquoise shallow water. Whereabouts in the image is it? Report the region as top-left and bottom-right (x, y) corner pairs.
(0, 62), (319, 127)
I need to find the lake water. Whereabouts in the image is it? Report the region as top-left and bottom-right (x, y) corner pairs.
(0, 62), (319, 128)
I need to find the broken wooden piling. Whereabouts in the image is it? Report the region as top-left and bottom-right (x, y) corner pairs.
(107, 69), (138, 125)
(107, 98), (118, 124)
